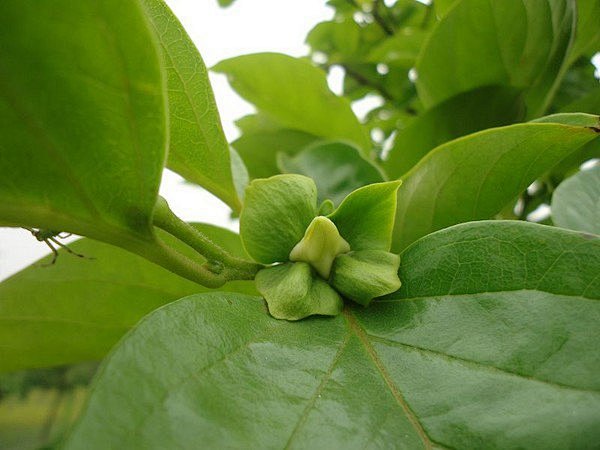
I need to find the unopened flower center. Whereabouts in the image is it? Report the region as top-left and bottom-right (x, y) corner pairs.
(289, 216), (350, 279)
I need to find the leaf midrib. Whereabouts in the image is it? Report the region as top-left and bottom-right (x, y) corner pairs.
(367, 334), (600, 395)
(379, 288), (599, 303)
(344, 308), (434, 450)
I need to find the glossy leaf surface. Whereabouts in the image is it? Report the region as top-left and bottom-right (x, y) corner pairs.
(416, 0), (574, 118)
(383, 86), (525, 178)
(393, 118), (599, 251)
(552, 166), (600, 234)
(279, 141), (384, 205)
(0, 0), (166, 242)
(240, 175), (318, 264)
(142, 0), (240, 211)
(0, 225), (256, 372)
(213, 53), (370, 152)
(65, 222), (600, 449)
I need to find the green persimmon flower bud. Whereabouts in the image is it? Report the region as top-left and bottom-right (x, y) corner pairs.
(240, 174), (402, 320)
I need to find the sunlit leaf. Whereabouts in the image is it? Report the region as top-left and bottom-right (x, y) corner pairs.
(393, 114), (599, 251)
(142, 0), (241, 211)
(213, 53), (371, 153)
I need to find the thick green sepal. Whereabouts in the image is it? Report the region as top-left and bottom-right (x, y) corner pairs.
(255, 263), (343, 321)
(328, 181), (401, 251)
(330, 250), (401, 306)
(289, 216), (350, 278)
(240, 175), (318, 264)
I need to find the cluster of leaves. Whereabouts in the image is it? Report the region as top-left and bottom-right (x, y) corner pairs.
(0, 0), (598, 448)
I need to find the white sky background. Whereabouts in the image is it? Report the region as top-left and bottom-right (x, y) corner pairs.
(0, 0), (333, 281)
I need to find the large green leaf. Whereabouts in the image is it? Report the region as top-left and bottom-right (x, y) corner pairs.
(383, 86), (525, 178)
(278, 141), (384, 205)
(552, 166), (600, 234)
(416, 0), (575, 118)
(212, 53), (371, 153)
(64, 222), (600, 449)
(141, 0), (240, 211)
(0, 225), (257, 373)
(393, 116), (599, 251)
(0, 0), (166, 242)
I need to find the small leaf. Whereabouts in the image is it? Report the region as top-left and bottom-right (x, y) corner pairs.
(255, 263), (343, 320)
(232, 128), (318, 180)
(0, 0), (166, 243)
(289, 216), (350, 279)
(366, 27), (425, 66)
(393, 116), (600, 251)
(328, 181), (402, 251)
(552, 166), (600, 235)
(141, 0), (240, 211)
(64, 222), (600, 449)
(416, 0), (575, 118)
(278, 141), (385, 205)
(383, 86), (525, 178)
(0, 224), (257, 372)
(330, 250), (401, 306)
(240, 175), (318, 264)
(212, 53), (371, 153)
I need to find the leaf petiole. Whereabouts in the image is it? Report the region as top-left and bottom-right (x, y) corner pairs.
(152, 197), (261, 285)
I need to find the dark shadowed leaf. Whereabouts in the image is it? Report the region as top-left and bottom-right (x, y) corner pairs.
(278, 141), (384, 205)
(0, 224), (256, 372)
(232, 129), (318, 180)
